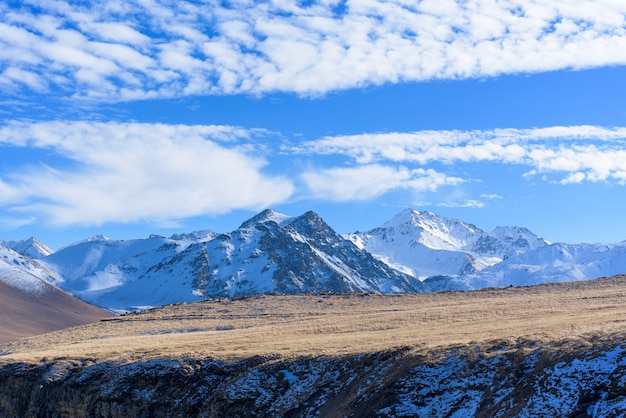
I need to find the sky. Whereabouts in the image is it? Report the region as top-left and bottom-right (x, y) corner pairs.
(1, 0), (626, 250)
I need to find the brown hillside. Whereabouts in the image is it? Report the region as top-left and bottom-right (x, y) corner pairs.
(0, 280), (112, 344)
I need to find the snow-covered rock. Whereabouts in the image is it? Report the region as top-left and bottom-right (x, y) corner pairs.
(0, 237), (54, 259)
(0, 245), (63, 293)
(425, 241), (626, 291)
(40, 210), (425, 311)
(2, 338), (625, 416)
(346, 208), (549, 278)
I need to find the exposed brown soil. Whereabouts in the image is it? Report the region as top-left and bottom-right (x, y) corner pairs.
(0, 279), (112, 344)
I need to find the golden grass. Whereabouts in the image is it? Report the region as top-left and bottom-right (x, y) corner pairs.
(2, 275), (626, 364)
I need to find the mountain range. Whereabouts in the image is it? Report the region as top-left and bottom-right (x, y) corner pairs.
(2, 208), (626, 312)
(346, 208), (550, 278)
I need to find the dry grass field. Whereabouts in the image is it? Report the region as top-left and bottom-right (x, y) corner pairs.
(2, 274), (626, 365)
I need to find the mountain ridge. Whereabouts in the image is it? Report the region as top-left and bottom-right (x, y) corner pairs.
(34, 209), (426, 311)
(0, 237), (54, 259)
(4, 208), (625, 311)
(345, 208), (551, 278)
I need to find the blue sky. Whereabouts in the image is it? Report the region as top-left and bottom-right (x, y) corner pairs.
(2, 0), (626, 250)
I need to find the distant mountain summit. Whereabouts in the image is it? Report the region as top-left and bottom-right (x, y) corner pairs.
(346, 208), (549, 278)
(168, 230), (218, 242)
(238, 208), (293, 229)
(376, 208), (484, 250)
(0, 237), (54, 259)
(425, 241), (626, 291)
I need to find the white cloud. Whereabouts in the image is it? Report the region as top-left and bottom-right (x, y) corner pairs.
(0, 67), (46, 91)
(4, 120), (626, 228)
(437, 200), (485, 208)
(0, 178), (20, 204)
(294, 126), (626, 184)
(301, 164), (464, 201)
(82, 22), (151, 46)
(1, 1), (626, 100)
(0, 215), (37, 231)
(561, 172), (586, 184)
(0, 121), (293, 226)
(480, 193), (503, 200)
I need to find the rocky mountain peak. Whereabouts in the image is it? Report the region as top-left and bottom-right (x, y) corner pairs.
(375, 208), (483, 251)
(83, 235), (111, 243)
(238, 209), (292, 229)
(286, 211), (335, 240)
(0, 237), (54, 259)
(169, 230), (218, 242)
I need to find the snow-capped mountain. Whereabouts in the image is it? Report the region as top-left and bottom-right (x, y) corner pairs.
(346, 208), (549, 278)
(40, 233), (212, 311)
(0, 237), (54, 259)
(424, 241), (626, 291)
(194, 209), (424, 298)
(40, 210), (424, 311)
(7, 208), (625, 311)
(0, 244), (63, 291)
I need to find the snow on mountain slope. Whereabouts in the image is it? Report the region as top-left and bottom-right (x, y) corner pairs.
(424, 241), (626, 291)
(0, 237), (54, 259)
(154, 209), (425, 301)
(41, 233), (217, 311)
(0, 253), (47, 296)
(41, 210), (425, 311)
(346, 208), (549, 278)
(0, 245), (63, 292)
(10, 208), (624, 310)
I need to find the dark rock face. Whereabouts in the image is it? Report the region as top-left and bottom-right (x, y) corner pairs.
(2, 339), (626, 417)
(190, 210), (426, 298)
(260, 212), (425, 295)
